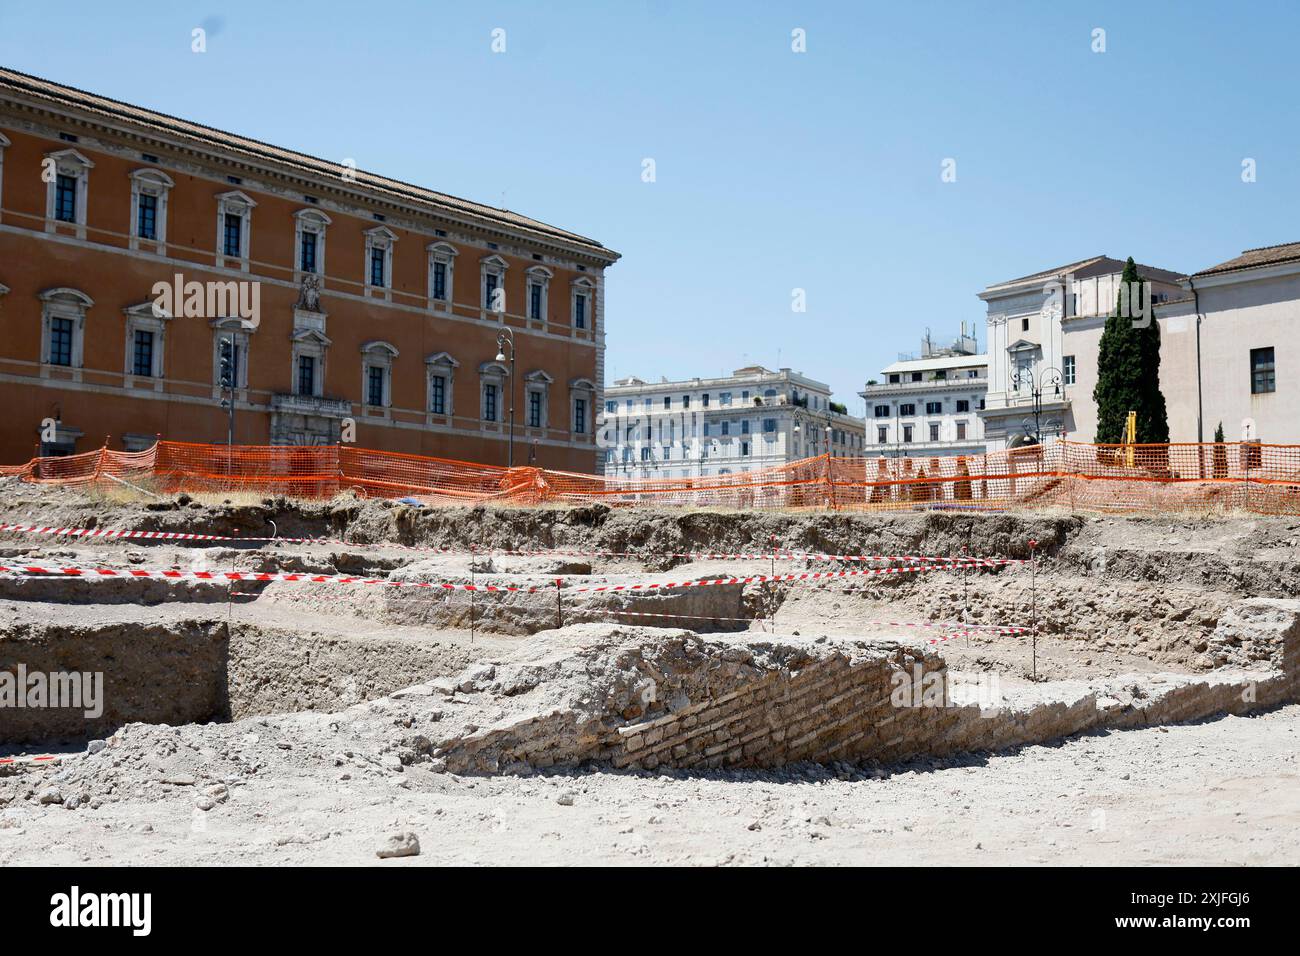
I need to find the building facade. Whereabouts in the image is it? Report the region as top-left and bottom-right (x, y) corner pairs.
(601, 366), (866, 479)
(0, 68), (618, 469)
(859, 328), (987, 457)
(1155, 242), (1300, 444)
(978, 255), (1185, 450)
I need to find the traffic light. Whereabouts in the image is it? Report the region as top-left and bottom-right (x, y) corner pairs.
(218, 338), (234, 389)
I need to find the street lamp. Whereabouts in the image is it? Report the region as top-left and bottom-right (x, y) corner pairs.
(1009, 365), (1062, 446)
(792, 411), (834, 457)
(494, 327), (516, 468)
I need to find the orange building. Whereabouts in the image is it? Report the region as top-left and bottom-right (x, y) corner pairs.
(0, 67), (619, 470)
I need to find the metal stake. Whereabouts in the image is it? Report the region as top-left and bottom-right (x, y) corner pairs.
(1029, 538), (1038, 680)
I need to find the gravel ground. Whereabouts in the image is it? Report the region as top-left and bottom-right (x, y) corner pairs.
(3, 703), (1296, 866)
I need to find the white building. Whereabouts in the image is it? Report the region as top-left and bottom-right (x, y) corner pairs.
(978, 255), (1185, 450)
(600, 366), (866, 479)
(1153, 241), (1300, 444)
(860, 329), (987, 457)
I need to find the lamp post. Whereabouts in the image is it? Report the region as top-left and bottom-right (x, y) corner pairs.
(494, 327), (516, 468)
(1010, 365), (1062, 446)
(792, 410), (833, 457)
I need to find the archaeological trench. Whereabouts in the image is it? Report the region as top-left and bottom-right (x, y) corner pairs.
(1, 492), (1298, 775)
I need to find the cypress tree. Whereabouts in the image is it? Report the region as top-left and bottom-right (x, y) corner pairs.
(1093, 257), (1170, 444)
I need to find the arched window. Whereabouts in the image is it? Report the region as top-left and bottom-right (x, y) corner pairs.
(39, 287), (93, 376)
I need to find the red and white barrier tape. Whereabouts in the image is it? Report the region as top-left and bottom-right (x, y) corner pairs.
(0, 557), (1022, 593)
(0, 754), (62, 767)
(0, 521), (1004, 566)
(872, 619), (1033, 635)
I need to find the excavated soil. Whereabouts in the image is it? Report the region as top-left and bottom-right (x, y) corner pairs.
(1, 481), (1298, 865)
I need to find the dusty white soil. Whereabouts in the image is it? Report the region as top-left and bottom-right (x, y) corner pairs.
(2, 485), (1299, 866)
(3, 703), (1296, 866)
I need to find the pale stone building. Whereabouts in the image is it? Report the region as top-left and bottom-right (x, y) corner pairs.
(601, 366), (866, 479)
(978, 256), (1185, 449)
(1154, 242), (1300, 443)
(859, 328), (987, 457)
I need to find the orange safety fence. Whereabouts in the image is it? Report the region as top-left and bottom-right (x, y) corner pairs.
(4, 438), (1300, 515)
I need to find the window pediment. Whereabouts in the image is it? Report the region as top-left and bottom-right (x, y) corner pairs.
(294, 208), (332, 225)
(130, 168), (174, 188)
(216, 189), (257, 208)
(425, 351), (459, 368)
(47, 147), (94, 169)
(39, 287), (94, 308)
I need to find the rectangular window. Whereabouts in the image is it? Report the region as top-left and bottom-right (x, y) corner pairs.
(484, 383), (498, 422)
(926, 401), (942, 415)
(911, 372), (922, 382)
(720, 392), (732, 406)
(574, 294), (587, 329)
(721, 421), (730, 436)
(370, 248), (386, 287)
(54, 174), (77, 223)
(300, 232), (317, 274)
(132, 330), (154, 377)
(899, 403), (916, 416)
(1251, 347), (1276, 394)
(741, 442), (750, 457)
(605, 400), (617, 414)
(484, 273), (498, 309)
(888, 374), (900, 384)
(641, 447), (651, 462)
(877, 426), (888, 443)
(49, 317), (73, 366)
(430, 375), (447, 415)
(956, 400), (970, 413)
(903, 425), (914, 443)
(223, 214), (242, 258)
(137, 193), (158, 240)
(663, 396), (671, 409)
(432, 261), (447, 300)
(702, 393), (710, 407)
(874, 405), (890, 418)
(528, 390), (542, 428)
(929, 423), (940, 442)
(297, 355), (315, 397)
(574, 398), (587, 433)
(1022, 317), (1030, 332)
(367, 366), (384, 407)
(529, 284), (542, 320)
(763, 418), (776, 433)
(682, 395), (691, 409)
(740, 420), (749, 434)
(1063, 354), (1076, 386)
(956, 422), (967, 440)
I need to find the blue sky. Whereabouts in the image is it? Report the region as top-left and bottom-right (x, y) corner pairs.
(4, 0), (1298, 410)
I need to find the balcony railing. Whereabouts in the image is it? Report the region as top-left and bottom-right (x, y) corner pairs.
(270, 393), (352, 417)
(863, 377), (987, 394)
